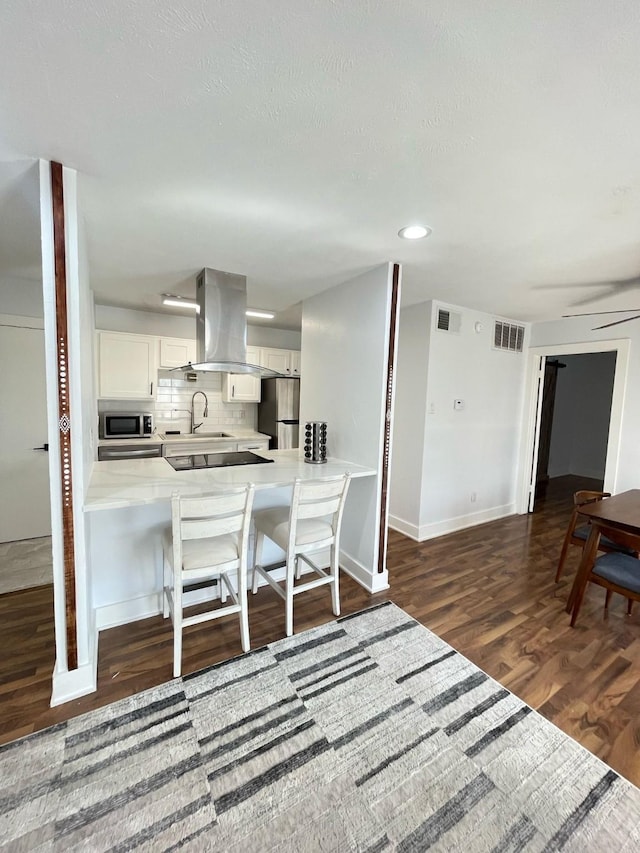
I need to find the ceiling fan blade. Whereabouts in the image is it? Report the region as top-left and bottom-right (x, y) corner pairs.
(563, 309), (640, 318)
(592, 314), (640, 330)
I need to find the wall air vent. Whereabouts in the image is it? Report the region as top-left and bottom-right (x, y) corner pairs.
(435, 308), (462, 334)
(493, 320), (524, 353)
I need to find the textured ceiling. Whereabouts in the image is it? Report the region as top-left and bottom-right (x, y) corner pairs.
(3, 1), (640, 327)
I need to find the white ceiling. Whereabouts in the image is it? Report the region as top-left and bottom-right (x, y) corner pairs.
(3, 1), (640, 328)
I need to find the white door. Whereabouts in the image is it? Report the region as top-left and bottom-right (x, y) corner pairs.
(0, 321), (51, 541)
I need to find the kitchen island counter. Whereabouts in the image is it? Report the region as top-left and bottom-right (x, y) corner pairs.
(86, 449), (377, 630)
(85, 449), (375, 512)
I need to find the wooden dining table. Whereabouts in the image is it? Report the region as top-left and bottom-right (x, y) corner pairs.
(566, 489), (640, 618)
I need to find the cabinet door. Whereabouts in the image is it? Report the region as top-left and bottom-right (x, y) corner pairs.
(159, 337), (196, 368)
(236, 439), (269, 451)
(98, 332), (157, 399)
(163, 440), (237, 456)
(246, 345), (262, 367)
(289, 350), (301, 376)
(262, 347), (291, 375)
(222, 373), (261, 402)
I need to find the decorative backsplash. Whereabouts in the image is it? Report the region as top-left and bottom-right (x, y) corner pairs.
(97, 370), (257, 435)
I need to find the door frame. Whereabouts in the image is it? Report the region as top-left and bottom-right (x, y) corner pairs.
(516, 338), (630, 514)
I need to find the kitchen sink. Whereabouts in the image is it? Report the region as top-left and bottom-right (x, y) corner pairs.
(159, 432), (234, 440)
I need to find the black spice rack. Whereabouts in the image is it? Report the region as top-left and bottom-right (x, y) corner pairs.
(304, 421), (327, 464)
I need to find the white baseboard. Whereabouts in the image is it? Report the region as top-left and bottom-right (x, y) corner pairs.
(95, 570), (291, 631)
(50, 626), (98, 706)
(96, 593), (163, 631)
(388, 515), (420, 541)
(390, 503), (516, 543)
(340, 550), (389, 593)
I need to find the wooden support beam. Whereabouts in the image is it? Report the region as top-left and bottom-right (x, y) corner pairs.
(51, 160), (78, 670)
(378, 263), (400, 573)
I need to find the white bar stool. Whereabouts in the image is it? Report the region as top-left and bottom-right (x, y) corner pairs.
(162, 485), (254, 677)
(251, 474), (351, 636)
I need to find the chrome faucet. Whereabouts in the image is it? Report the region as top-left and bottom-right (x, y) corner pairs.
(191, 391), (209, 433)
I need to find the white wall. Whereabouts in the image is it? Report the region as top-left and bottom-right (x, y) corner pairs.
(390, 301), (529, 540)
(95, 303), (300, 349)
(300, 263), (396, 592)
(0, 276), (43, 317)
(530, 318), (638, 492)
(388, 302), (430, 534)
(548, 352), (616, 480)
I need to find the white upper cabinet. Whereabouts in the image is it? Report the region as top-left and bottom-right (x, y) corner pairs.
(159, 337), (197, 369)
(246, 346), (262, 367)
(97, 332), (158, 399)
(289, 350), (301, 376)
(222, 372), (261, 402)
(261, 347), (290, 374)
(259, 347), (301, 376)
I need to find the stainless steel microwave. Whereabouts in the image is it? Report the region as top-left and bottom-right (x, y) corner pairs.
(99, 412), (154, 439)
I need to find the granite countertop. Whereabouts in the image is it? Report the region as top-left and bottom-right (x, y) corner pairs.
(85, 449), (375, 512)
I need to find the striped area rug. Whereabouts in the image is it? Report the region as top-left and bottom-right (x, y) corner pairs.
(2, 601), (640, 851)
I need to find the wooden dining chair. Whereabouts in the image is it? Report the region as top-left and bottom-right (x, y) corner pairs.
(251, 474), (352, 637)
(162, 485), (255, 676)
(570, 525), (640, 627)
(555, 490), (637, 583)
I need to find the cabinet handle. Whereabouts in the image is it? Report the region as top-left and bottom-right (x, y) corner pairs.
(150, 381), (153, 395)
(232, 384), (235, 397)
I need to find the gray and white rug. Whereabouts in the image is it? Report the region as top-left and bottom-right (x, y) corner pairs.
(2, 601), (640, 851)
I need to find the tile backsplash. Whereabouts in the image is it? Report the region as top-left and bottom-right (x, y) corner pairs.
(98, 370), (257, 435)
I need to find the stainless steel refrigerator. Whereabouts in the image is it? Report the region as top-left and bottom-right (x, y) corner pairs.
(258, 377), (300, 449)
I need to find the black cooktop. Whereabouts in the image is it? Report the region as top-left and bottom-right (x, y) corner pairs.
(165, 450), (274, 471)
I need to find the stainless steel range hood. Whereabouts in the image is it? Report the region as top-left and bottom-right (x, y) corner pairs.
(176, 268), (275, 374)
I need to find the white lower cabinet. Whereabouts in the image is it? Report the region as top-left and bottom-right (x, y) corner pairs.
(163, 440), (237, 456)
(162, 438), (268, 456)
(97, 332), (157, 399)
(237, 440), (269, 452)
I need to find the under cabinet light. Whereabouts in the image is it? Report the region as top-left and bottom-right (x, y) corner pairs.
(246, 310), (275, 319)
(162, 296), (199, 310)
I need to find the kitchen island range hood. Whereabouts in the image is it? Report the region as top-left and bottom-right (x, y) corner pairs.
(173, 268), (278, 375)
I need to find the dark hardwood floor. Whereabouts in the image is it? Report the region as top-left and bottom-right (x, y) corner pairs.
(2, 474), (640, 786)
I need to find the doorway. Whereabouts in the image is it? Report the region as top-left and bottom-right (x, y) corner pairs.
(534, 352), (617, 505)
(0, 315), (52, 593)
(517, 339), (629, 514)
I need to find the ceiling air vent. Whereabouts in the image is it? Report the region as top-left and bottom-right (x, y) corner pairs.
(435, 308), (461, 334)
(493, 320), (524, 353)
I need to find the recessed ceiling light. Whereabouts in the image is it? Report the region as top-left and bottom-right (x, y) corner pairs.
(162, 296), (199, 310)
(246, 309), (275, 320)
(398, 224), (432, 240)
